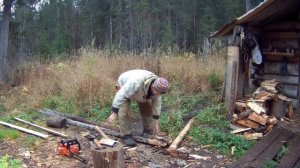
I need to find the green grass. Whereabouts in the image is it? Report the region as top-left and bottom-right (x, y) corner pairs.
(263, 160), (278, 168)
(0, 155), (22, 168)
(0, 129), (20, 140)
(189, 103), (254, 158)
(23, 135), (40, 149)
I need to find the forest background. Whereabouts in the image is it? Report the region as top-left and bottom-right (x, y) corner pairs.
(0, 0), (263, 86)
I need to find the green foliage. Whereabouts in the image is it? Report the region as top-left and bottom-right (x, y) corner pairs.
(189, 103), (254, 158)
(0, 155), (22, 168)
(208, 71), (222, 90)
(277, 145), (288, 159)
(263, 160), (278, 168)
(190, 127), (254, 158)
(195, 104), (229, 128)
(0, 103), (6, 113)
(42, 96), (76, 113)
(23, 135), (39, 149)
(0, 129), (20, 140)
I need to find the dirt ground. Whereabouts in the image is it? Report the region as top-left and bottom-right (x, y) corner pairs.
(0, 119), (233, 168)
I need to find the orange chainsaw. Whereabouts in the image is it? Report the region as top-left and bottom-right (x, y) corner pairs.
(58, 139), (87, 164)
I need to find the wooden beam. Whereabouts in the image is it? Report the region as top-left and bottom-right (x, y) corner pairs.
(14, 117), (68, 138)
(0, 121), (48, 139)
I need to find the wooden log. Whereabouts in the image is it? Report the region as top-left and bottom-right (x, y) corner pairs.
(263, 31), (300, 39)
(262, 39), (299, 49)
(287, 101), (294, 118)
(92, 146), (125, 168)
(0, 121), (48, 139)
(279, 84), (299, 99)
(262, 21), (300, 31)
(66, 119), (168, 147)
(225, 46), (239, 115)
(264, 62), (299, 76)
(166, 118), (194, 157)
(46, 117), (67, 128)
(248, 113), (267, 126)
(254, 74), (299, 85)
(270, 100), (288, 119)
(14, 117), (68, 138)
(38, 109), (114, 130)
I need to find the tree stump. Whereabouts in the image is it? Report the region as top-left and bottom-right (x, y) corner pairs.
(92, 145), (125, 168)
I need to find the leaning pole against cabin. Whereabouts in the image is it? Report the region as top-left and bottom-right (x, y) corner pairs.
(225, 46), (240, 118)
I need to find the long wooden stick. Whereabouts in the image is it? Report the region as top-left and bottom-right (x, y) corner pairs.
(167, 118), (194, 157)
(14, 117), (68, 138)
(0, 120), (49, 139)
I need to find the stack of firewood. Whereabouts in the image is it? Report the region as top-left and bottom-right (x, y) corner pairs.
(231, 79), (294, 140)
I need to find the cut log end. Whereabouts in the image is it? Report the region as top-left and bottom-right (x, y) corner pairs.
(92, 145), (125, 168)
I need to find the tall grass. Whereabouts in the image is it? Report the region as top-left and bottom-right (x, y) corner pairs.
(1, 48), (226, 115)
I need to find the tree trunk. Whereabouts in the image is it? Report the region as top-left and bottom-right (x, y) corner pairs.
(0, 0), (14, 86)
(92, 146), (125, 168)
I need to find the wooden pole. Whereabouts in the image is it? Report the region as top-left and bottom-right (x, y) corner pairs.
(166, 118), (194, 157)
(14, 117), (68, 138)
(0, 120), (48, 139)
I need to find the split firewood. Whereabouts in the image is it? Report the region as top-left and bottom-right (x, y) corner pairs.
(234, 119), (260, 129)
(248, 113), (267, 126)
(166, 118), (194, 158)
(235, 101), (249, 112)
(231, 128), (251, 134)
(247, 102), (267, 114)
(264, 124), (274, 134)
(240, 133), (263, 140)
(287, 101), (294, 118)
(266, 116), (278, 125)
(0, 120), (49, 139)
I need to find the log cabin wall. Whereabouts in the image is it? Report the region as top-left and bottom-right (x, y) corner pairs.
(255, 20), (300, 110)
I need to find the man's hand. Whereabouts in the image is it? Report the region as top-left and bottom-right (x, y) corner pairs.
(106, 112), (118, 124)
(153, 119), (166, 136)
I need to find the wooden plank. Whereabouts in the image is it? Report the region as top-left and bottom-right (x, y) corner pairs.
(231, 128), (251, 134)
(229, 127), (283, 168)
(264, 62), (299, 76)
(280, 84), (299, 99)
(262, 39), (299, 49)
(247, 102), (267, 114)
(262, 32), (300, 39)
(279, 137), (300, 168)
(262, 21), (300, 31)
(293, 160), (300, 168)
(263, 52), (295, 57)
(14, 117), (68, 138)
(254, 74), (299, 85)
(264, 54), (299, 62)
(249, 129), (294, 168)
(0, 121), (48, 139)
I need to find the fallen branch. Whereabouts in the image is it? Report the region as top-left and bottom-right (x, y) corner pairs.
(0, 120), (48, 139)
(14, 117), (68, 138)
(166, 118), (194, 157)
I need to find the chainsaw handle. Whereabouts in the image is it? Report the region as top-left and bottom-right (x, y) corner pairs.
(61, 139), (81, 151)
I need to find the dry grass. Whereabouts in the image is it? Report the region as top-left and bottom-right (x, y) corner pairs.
(1, 48), (226, 112)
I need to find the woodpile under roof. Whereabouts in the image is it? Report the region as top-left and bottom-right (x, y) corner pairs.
(230, 79), (294, 140)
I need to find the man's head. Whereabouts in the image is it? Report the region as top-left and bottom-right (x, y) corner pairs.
(152, 77), (169, 95)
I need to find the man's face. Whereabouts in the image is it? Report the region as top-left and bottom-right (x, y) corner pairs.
(151, 85), (162, 96)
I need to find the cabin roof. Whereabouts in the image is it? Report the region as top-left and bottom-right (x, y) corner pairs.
(211, 0), (300, 38)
